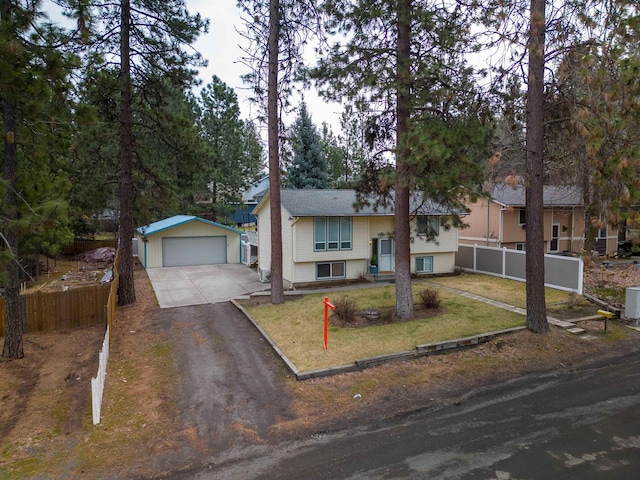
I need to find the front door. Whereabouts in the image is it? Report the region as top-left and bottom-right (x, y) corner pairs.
(378, 237), (394, 271)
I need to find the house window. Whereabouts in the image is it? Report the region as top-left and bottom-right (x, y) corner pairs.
(415, 256), (434, 273)
(316, 261), (346, 279)
(417, 216), (439, 236)
(516, 243), (526, 251)
(519, 208), (526, 225)
(597, 223), (607, 239)
(314, 217), (352, 251)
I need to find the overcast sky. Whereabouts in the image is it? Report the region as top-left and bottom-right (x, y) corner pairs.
(186, 0), (342, 130)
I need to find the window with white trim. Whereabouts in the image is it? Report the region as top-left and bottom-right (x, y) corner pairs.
(516, 243), (526, 251)
(415, 256), (434, 273)
(417, 216), (439, 236)
(316, 261), (346, 279)
(314, 217), (352, 251)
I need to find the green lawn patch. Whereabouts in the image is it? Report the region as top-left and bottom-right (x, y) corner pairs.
(246, 282), (525, 372)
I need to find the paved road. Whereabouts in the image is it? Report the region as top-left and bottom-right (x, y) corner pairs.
(183, 349), (640, 480)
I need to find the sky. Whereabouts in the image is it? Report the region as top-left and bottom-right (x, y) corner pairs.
(186, 0), (343, 130)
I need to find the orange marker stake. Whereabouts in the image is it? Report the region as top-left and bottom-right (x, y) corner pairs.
(323, 296), (335, 351)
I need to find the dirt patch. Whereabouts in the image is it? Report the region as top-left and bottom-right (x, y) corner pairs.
(0, 324), (104, 462)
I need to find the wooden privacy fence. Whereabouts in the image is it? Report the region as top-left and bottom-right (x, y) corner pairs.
(0, 250), (121, 337)
(0, 285), (111, 337)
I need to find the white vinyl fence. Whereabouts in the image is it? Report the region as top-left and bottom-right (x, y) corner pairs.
(456, 244), (583, 294)
(91, 325), (110, 425)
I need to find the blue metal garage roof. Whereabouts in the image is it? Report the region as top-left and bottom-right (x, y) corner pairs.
(137, 215), (242, 237)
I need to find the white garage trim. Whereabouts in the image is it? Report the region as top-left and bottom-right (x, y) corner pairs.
(162, 236), (227, 267)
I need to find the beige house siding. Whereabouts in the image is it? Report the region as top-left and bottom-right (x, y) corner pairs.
(409, 217), (460, 255)
(282, 207), (294, 283)
(255, 201), (272, 273)
(141, 221), (240, 268)
(369, 217), (394, 239)
(411, 252), (456, 274)
(459, 198), (503, 246)
(460, 198), (600, 253)
(292, 259), (369, 284)
(137, 235), (147, 267)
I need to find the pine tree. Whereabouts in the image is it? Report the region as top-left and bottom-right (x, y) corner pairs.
(1, 0), (78, 359)
(314, 0), (491, 319)
(239, 0), (323, 304)
(82, 0), (207, 305)
(287, 102), (329, 189)
(524, 0), (549, 333)
(197, 75), (263, 222)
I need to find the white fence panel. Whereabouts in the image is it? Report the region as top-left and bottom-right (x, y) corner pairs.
(91, 325), (110, 425)
(456, 244), (583, 294)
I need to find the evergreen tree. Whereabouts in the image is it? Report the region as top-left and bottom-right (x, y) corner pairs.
(80, 0), (207, 306)
(545, 2), (640, 251)
(524, 0), (549, 333)
(287, 102), (329, 189)
(197, 75), (263, 223)
(314, 0), (491, 319)
(238, 0), (323, 304)
(319, 122), (348, 187)
(1, 0), (78, 359)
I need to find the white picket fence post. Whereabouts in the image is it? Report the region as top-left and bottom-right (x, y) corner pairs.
(91, 325), (110, 425)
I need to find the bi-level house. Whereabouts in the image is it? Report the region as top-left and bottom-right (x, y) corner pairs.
(253, 189), (465, 287)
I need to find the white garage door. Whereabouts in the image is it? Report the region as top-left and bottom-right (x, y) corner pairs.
(162, 236), (227, 267)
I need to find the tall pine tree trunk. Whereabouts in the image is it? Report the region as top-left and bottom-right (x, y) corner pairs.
(268, 0), (284, 304)
(394, 0), (413, 319)
(118, 0), (136, 306)
(525, 0), (548, 333)
(1, 74), (24, 359)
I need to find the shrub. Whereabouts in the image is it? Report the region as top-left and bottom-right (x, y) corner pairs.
(333, 296), (358, 322)
(419, 288), (441, 309)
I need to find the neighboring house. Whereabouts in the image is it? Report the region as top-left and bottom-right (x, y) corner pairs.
(460, 184), (618, 255)
(229, 175), (270, 228)
(252, 189), (463, 287)
(136, 215), (242, 268)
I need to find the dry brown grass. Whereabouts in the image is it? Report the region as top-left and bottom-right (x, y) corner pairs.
(421, 272), (572, 308)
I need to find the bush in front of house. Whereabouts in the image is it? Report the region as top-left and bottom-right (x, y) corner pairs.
(333, 296), (358, 322)
(419, 288), (441, 310)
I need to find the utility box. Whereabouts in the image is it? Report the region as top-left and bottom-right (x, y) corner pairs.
(625, 287), (640, 325)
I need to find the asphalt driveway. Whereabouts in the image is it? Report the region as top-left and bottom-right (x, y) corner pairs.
(146, 264), (267, 308)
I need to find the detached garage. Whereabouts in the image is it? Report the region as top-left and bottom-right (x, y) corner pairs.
(137, 215), (242, 268)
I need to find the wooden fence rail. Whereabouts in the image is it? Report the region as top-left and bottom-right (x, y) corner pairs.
(0, 249), (121, 339)
(0, 284), (111, 337)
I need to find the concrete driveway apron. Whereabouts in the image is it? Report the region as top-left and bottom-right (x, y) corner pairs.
(146, 264), (266, 308)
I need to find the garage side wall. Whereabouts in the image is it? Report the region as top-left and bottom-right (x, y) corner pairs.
(144, 222), (240, 268)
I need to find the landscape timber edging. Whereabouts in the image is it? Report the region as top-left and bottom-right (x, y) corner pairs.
(230, 299), (526, 381)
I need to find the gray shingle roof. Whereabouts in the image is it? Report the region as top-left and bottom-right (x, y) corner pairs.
(279, 189), (458, 217)
(491, 184), (583, 207)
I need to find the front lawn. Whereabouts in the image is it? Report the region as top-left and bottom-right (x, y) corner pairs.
(245, 281), (526, 372)
(421, 273), (572, 308)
